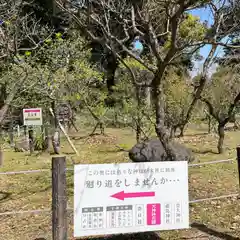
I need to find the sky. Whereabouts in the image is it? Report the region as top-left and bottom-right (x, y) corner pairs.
(189, 6), (223, 77)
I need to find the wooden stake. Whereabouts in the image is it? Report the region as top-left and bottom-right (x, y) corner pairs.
(237, 147), (240, 197)
(28, 128), (34, 154)
(52, 156), (67, 240)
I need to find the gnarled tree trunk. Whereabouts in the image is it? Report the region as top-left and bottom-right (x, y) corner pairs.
(152, 77), (176, 161)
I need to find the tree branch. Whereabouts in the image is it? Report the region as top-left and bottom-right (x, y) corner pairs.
(200, 96), (219, 120)
(223, 92), (240, 125)
(131, 6), (144, 36)
(56, 1), (156, 72)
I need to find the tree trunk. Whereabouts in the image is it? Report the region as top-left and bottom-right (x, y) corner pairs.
(136, 120), (141, 143)
(208, 114), (211, 133)
(90, 122), (99, 135)
(170, 126), (176, 139)
(70, 118), (78, 132)
(8, 119), (14, 148)
(51, 101), (60, 154)
(44, 126), (51, 152)
(217, 123), (225, 154)
(99, 122), (105, 135)
(152, 79), (175, 161)
(0, 133), (3, 166)
(105, 55), (119, 107)
(136, 86), (142, 143)
(234, 120), (239, 130)
(52, 131), (60, 154)
(145, 86), (151, 107)
(179, 125), (184, 137)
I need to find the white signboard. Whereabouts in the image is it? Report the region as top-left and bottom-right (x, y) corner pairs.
(74, 161), (189, 237)
(23, 108), (42, 126)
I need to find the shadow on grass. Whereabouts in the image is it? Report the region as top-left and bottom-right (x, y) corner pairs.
(225, 126), (239, 132)
(85, 232), (162, 240)
(191, 149), (218, 155)
(191, 223), (240, 240)
(0, 191), (12, 203)
(71, 135), (90, 140)
(34, 232), (162, 240)
(61, 152), (75, 155)
(71, 133), (107, 141)
(180, 132), (209, 137)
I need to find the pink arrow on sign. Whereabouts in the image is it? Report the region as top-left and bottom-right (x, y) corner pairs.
(111, 190), (155, 201)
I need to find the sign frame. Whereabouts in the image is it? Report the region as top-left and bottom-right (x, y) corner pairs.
(23, 108), (43, 126)
(74, 161), (189, 237)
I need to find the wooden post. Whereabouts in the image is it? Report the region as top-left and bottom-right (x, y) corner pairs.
(28, 127), (34, 154)
(52, 156), (67, 240)
(237, 147), (240, 196)
(41, 125), (45, 150)
(0, 146), (3, 166)
(24, 125), (27, 139)
(17, 125), (20, 137)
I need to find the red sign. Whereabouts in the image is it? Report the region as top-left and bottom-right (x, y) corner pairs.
(23, 109), (41, 113)
(111, 190), (155, 201)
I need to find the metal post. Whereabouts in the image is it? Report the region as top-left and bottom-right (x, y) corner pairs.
(52, 156), (67, 240)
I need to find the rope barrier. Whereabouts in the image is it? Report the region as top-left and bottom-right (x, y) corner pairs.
(0, 192), (238, 217)
(189, 158), (235, 167)
(0, 158), (236, 175)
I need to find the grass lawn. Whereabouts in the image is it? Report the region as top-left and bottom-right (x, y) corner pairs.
(0, 124), (239, 240)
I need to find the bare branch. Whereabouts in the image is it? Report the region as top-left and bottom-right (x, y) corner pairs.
(147, 21), (163, 63)
(56, 1), (156, 72)
(131, 6), (144, 36)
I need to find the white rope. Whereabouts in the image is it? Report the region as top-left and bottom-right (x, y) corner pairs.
(0, 193), (238, 217)
(190, 193), (239, 203)
(189, 158), (235, 167)
(0, 169), (51, 175)
(0, 209), (51, 216)
(0, 158), (236, 175)
(0, 208), (73, 216)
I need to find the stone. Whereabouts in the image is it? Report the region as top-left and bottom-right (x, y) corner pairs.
(14, 138), (29, 152)
(129, 138), (194, 163)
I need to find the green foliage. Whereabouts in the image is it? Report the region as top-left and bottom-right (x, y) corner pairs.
(120, 57), (148, 71)
(179, 13), (207, 42)
(25, 51), (32, 57)
(39, 32), (108, 126)
(164, 68), (193, 127)
(0, 31), (106, 126)
(203, 66), (240, 120)
(34, 129), (44, 150)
